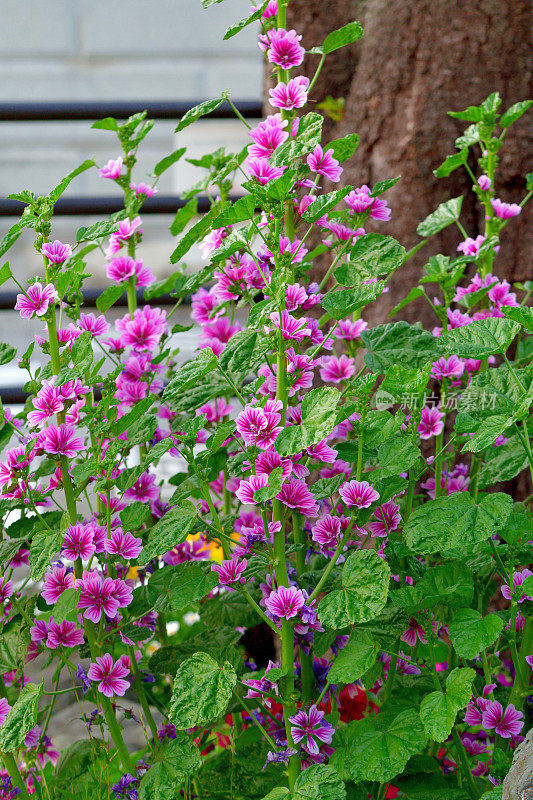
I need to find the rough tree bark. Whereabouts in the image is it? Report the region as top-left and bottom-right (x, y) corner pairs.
(278, 0), (532, 327)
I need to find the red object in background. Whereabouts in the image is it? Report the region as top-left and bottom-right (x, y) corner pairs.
(338, 684), (367, 722)
(386, 785), (399, 798)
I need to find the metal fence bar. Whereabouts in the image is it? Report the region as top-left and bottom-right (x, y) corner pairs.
(0, 194), (224, 217)
(0, 100), (263, 122)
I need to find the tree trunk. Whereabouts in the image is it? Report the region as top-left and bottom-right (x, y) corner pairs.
(281, 0), (532, 327)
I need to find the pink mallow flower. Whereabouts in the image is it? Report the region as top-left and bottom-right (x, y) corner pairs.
(289, 705), (334, 755)
(15, 283), (57, 320)
(263, 28), (305, 69)
(41, 240), (72, 264)
(319, 354), (355, 383)
(269, 76), (309, 111)
(106, 255), (136, 283)
(39, 424), (85, 457)
(62, 523), (96, 562)
(0, 578), (14, 603)
(266, 310), (311, 342)
(235, 403), (282, 449)
(77, 571), (131, 623)
(87, 653), (130, 698)
(311, 515), (342, 550)
(212, 558), (248, 586)
(369, 500), (401, 538)
(418, 406), (444, 439)
(104, 527), (143, 560)
(245, 157), (286, 185)
(46, 617), (84, 649)
(235, 474), (269, 506)
(345, 186), (391, 221)
(457, 235), (486, 256)
(400, 617), (427, 647)
(481, 701), (524, 738)
(340, 480), (379, 509)
(501, 569), (532, 603)
(307, 145), (343, 182)
(265, 585), (305, 620)
(78, 312), (110, 337)
(41, 566), (75, 605)
(276, 477), (319, 518)
(115, 306), (167, 351)
(27, 380), (64, 427)
(248, 115), (289, 159)
(0, 697), (11, 726)
(99, 157), (123, 180)
(431, 355), (464, 381)
(491, 198), (521, 220)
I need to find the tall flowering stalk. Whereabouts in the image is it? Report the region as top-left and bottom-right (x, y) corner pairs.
(0, 2), (530, 798)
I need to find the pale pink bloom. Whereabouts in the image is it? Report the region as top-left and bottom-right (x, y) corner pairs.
(447, 308), (472, 328)
(46, 617), (84, 649)
(457, 235), (486, 256)
(491, 198), (521, 219)
(65, 397), (86, 425)
(336, 318), (368, 340)
(124, 471), (159, 503)
(401, 617), (427, 646)
(264, 28), (305, 69)
(501, 569), (532, 603)
(41, 566), (75, 605)
(289, 705), (334, 755)
(201, 316), (242, 351)
(105, 528), (143, 560)
(198, 398), (233, 423)
(115, 306), (167, 351)
(340, 480), (379, 509)
(235, 474), (269, 505)
(487, 280), (518, 307)
(0, 444), (35, 487)
(277, 477), (319, 518)
(235, 404), (281, 449)
(0, 578), (13, 603)
(62, 523), (96, 561)
(212, 558), (248, 586)
(134, 259), (156, 287)
(78, 312), (110, 337)
(478, 174), (491, 190)
(369, 500), (401, 537)
(130, 181), (157, 197)
(418, 406), (445, 439)
(307, 440), (337, 463)
(482, 701), (524, 738)
(285, 283), (308, 311)
(255, 449), (292, 478)
(265, 585), (305, 619)
(39, 424), (85, 457)
(99, 157), (123, 180)
(319, 354), (355, 383)
(269, 76), (309, 110)
(15, 283), (57, 319)
(213, 264), (247, 301)
(251, 0), (277, 18)
(307, 145), (343, 182)
(345, 185), (391, 221)
(87, 653), (130, 698)
(199, 227), (229, 259)
(28, 380), (64, 427)
(41, 240), (72, 264)
(106, 255), (136, 283)
(245, 157), (286, 185)
(431, 355), (464, 380)
(248, 115), (289, 158)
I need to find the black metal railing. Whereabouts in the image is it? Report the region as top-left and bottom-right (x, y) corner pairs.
(0, 99), (263, 403)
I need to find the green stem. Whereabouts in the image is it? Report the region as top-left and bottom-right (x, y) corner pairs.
(233, 692), (278, 749)
(127, 644), (159, 740)
(309, 516), (356, 603)
(1, 752), (29, 798)
(101, 699), (135, 773)
(293, 514), (314, 703)
(382, 639), (400, 703)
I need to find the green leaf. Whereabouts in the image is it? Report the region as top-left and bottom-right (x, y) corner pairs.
(344, 234), (406, 279)
(76, 216), (123, 243)
(417, 562), (474, 609)
(434, 149), (469, 178)
(327, 631), (379, 685)
(54, 739), (107, 793)
(381, 363), (431, 403)
(224, 3), (266, 39)
(92, 117), (119, 131)
(275, 387), (341, 456)
(138, 734), (201, 799)
(141, 502), (198, 562)
(293, 764), (346, 800)
(175, 97), (225, 132)
(318, 550), (390, 628)
(416, 197), (463, 237)
(29, 528), (63, 581)
(114, 395), (156, 435)
(151, 562), (218, 613)
(0, 681), (43, 751)
(440, 318), (520, 358)
(254, 466), (284, 504)
(322, 281), (385, 319)
(0, 343), (16, 366)
(462, 413), (516, 453)
(153, 147), (187, 177)
(302, 186), (353, 223)
(448, 105), (483, 123)
(170, 197), (198, 236)
(502, 305), (533, 333)
(419, 668), (475, 742)
(498, 504), (533, 545)
(48, 160), (95, 203)
(362, 321), (443, 372)
(95, 283), (125, 312)
(170, 652), (237, 728)
(219, 329), (268, 377)
(170, 202), (228, 263)
(163, 348), (218, 399)
(389, 285), (424, 316)
(0, 262), (13, 286)
(310, 21), (364, 54)
(214, 195), (256, 226)
(499, 99), (532, 128)
(404, 492), (513, 554)
(326, 134), (360, 163)
(371, 177), (400, 196)
(448, 609), (504, 659)
(331, 708), (427, 783)
(378, 437), (420, 478)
